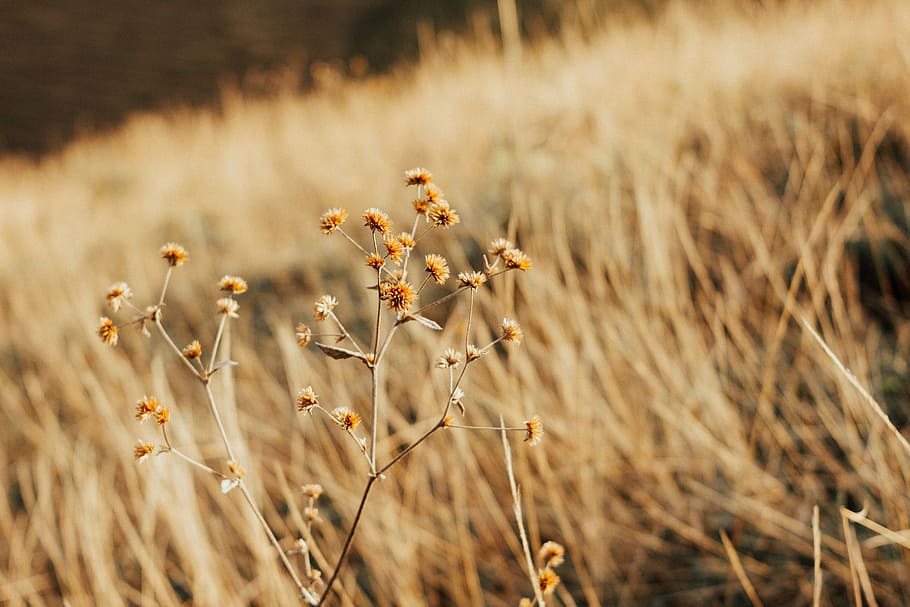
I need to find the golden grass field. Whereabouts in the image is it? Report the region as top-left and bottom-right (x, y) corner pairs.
(4, 0), (910, 604)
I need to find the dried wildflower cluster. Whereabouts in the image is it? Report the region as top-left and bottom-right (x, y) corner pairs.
(289, 168), (549, 603)
(98, 168), (549, 606)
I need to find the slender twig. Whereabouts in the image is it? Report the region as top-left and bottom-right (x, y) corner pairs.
(208, 313), (229, 374)
(317, 476), (378, 605)
(501, 417), (544, 607)
(203, 383), (237, 463)
(154, 319), (204, 379)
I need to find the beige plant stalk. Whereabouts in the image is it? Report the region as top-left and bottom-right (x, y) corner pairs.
(97, 168), (552, 604)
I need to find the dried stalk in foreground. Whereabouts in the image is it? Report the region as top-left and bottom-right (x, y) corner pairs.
(98, 168), (551, 603)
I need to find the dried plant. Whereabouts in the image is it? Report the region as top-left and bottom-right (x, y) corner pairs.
(97, 168), (556, 604)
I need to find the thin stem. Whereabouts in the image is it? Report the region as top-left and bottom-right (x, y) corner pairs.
(158, 266), (174, 306)
(448, 424), (526, 431)
(369, 267), (383, 472)
(326, 311), (366, 358)
(337, 227), (371, 257)
(208, 313), (229, 373)
(238, 481), (319, 604)
(317, 476), (378, 606)
(154, 319), (203, 379)
(204, 383), (237, 463)
(501, 419), (545, 607)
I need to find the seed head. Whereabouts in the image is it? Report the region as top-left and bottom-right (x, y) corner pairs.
(435, 348), (463, 368)
(404, 167), (433, 186)
(396, 232), (416, 250)
(537, 568), (560, 595)
(134, 440), (155, 463)
(296, 386), (319, 413)
(362, 208), (391, 235)
(412, 197), (430, 215)
(182, 339), (202, 359)
(216, 297), (240, 318)
(313, 295), (338, 321)
(155, 408), (170, 426)
(295, 323), (312, 347)
(524, 415), (544, 446)
(488, 238), (514, 257)
(424, 254), (450, 285)
(384, 236), (406, 263)
(379, 280), (416, 313)
(304, 506), (322, 523)
(106, 282), (132, 312)
(219, 275), (248, 295)
(98, 317), (119, 346)
(135, 395), (160, 423)
(424, 183), (444, 204)
(466, 344), (485, 362)
(301, 484), (324, 499)
(502, 248), (532, 271)
(331, 407), (361, 431)
(500, 318), (523, 344)
(427, 201), (460, 228)
(160, 242), (188, 267)
(538, 541), (565, 569)
(227, 460), (245, 479)
(365, 252), (386, 270)
(457, 271), (487, 289)
(320, 208), (348, 234)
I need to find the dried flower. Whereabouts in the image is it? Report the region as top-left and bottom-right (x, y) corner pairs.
(134, 440), (155, 463)
(365, 252), (386, 270)
(466, 344), (484, 362)
(435, 348), (463, 368)
(219, 275), (248, 295)
(379, 280), (416, 312)
(295, 323), (312, 347)
(537, 568), (560, 595)
(160, 242), (188, 267)
(424, 254), (450, 285)
(488, 238), (514, 257)
(135, 395), (160, 423)
(320, 208), (348, 234)
(396, 232), (416, 250)
(313, 295), (338, 321)
(404, 167), (432, 186)
(427, 201), (460, 228)
(332, 407), (361, 431)
(424, 184), (444, 204)
(538, 541), (565, 568)
(500, 318), (523, 344)
(412, 197), (430, 215)
(296, 386), (319, 413)
(457, 271), (487, 289)
(216, 297), (240, 318)
(105, 282), (132, 312)
(155, 408), (170, 426)
(502, 248), (532, 271)
(524, 415), (544, 446)
(182, 339), (202, 359)
(384, 236), (406, 263)
(228, 460), (245, 479)
(304, 506), (322, 523)
(362, 208), (391, 235)
(301, 484), (324, 499)
(97, 317), (119, 346)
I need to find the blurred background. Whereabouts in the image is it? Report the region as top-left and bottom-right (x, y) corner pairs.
(1, 0), (664, 156)
(5, 0), (910, 605)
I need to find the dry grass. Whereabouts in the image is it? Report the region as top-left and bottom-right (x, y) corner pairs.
(4, 0), (910, 604)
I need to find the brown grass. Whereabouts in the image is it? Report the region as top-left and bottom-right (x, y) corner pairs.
(4, 0), (910, 604)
